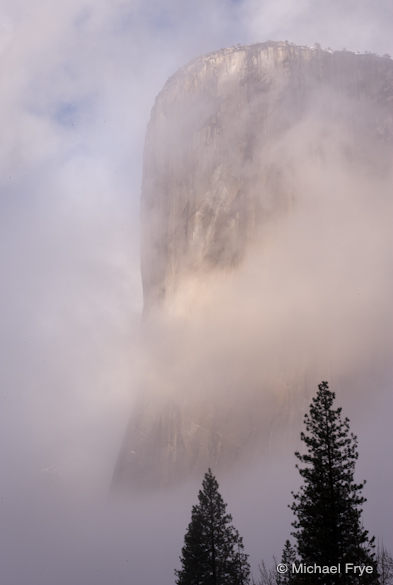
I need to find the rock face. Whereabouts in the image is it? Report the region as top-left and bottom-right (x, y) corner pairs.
(140, 41), (393, 312)
(113, 42), (393, 490)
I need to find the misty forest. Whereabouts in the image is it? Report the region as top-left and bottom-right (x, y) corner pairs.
(1, 3), (393, 585)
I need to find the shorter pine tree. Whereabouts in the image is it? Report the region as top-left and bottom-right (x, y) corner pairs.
(176, 468), (250, 585)
(277, 540), (298, 585)
(255, 542), (298, 585)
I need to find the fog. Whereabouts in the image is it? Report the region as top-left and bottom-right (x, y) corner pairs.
(0, 2), (392, 584)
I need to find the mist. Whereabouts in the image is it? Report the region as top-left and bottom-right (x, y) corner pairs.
(1, 2), (392, 584)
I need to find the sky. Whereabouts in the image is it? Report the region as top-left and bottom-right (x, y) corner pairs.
(0, 1), (392, 584)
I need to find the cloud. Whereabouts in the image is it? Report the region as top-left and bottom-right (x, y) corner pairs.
(0, 2), (392, 584)
(238, 0), (393, 54)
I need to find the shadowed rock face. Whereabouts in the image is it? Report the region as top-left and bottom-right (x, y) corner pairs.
(113, 42), (393, 490)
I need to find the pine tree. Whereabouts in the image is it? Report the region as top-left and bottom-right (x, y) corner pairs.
(277, 540), (298, 585)
(175, 468), (250, 585)
(290, 381), (377, 584)
(256, 542), (298, 585)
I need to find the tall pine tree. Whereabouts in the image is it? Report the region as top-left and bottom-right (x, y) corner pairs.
(176, 468), (250, 585)
(290, 381), (377, 584)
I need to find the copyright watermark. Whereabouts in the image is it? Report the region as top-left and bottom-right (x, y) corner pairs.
(276, 563), (374, 577)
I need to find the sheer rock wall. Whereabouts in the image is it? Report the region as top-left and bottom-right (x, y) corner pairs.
(113, 42), (393, 490)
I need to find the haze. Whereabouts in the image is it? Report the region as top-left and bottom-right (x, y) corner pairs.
(0, 2), (392, 584)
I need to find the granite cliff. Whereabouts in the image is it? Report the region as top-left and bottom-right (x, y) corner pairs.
(141, 41), (393, 313)
(113, 42), (393, 489)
